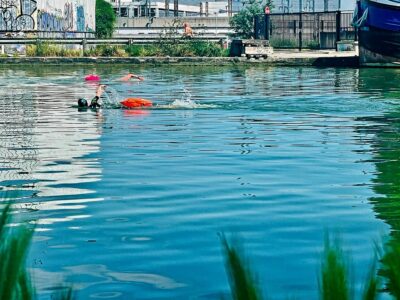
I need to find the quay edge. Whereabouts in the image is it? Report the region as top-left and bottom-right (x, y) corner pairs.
(0, 53), (359, 67)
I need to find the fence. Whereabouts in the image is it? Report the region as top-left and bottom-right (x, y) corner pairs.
(255, 11), (355, 50)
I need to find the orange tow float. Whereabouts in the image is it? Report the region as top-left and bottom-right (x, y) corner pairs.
(120, 98), (153, 108)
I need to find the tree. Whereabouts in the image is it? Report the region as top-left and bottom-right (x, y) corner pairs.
(96, 0), (116, 38)
(230, 0), (273, 39)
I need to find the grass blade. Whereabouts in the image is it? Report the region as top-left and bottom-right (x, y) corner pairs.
(380, 240), (400, 298)
(220, 233), (263, 300)
(362, 261), (379, 300)
(319, 234), (351, 300)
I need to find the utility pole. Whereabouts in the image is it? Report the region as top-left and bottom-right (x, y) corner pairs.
(299, 0), (303, 50)
(174, 0), (178, 16)
(228, 0), (232, 17)
(149, 0), (151, 17)
(118, 0), (121, 16)
(338, 0), (341, 10)
(165, 0), (169, 16)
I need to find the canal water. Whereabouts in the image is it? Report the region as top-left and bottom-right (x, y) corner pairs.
(0, 65), (399, 299)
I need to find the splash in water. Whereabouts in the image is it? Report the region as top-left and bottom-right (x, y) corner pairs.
(102, 86), (122, 108)
(158, 88), (216, 109)
(170, 88), (197, 108)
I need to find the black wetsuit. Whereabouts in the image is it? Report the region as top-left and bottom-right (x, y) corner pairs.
(89, 96), (101, 108)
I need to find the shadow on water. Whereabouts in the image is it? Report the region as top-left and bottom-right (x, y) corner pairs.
(355, 68), (400, 231)
(354, 68), (400, 295)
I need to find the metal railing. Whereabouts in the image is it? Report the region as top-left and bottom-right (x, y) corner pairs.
(255, 11), (355, 50)
(0, 36), (227, 48)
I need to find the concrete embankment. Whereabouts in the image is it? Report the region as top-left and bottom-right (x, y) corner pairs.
(0, 51), (359, 67)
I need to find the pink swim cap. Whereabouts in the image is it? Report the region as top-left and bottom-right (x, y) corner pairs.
(85, 74), (100, 81)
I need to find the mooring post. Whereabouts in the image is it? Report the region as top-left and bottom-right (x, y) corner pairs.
(254, 15), (259, 39)
(265, 14), (270, 41)
(264, 6), (271, 41)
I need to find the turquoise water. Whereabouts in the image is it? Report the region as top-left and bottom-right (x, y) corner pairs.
(1, 65), (399, 299)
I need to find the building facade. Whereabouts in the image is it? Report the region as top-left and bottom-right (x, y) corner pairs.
(275, 0), (354, 13)
(0, 0), (95, 35)
(107, 0), (236, 18)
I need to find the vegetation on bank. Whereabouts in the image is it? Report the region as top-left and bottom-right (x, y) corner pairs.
(95, 0), (116, 38)
(230, 0), (273, 39)
(2, 199), (400, 300)
(269, 38), (321, 49)
(24, 41), (228, 58)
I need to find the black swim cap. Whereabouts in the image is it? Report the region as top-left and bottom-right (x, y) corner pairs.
(78, 98), (88, 107)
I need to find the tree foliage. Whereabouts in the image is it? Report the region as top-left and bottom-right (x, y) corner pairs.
(96, 0), (116, 38)
(230, 0), (273, 39)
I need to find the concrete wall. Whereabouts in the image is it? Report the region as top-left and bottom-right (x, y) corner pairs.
(0, 0), (95, 33)
(117, 16), (230, 28)
(115, 16), (231, 36)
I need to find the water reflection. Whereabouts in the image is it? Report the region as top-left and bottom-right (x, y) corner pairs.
(0, 79), (103, 230)
(356, 69), (400, 233)
(33, 264), (184, 292)
(0, 88), (38, 190)
(0, 65), (398, 299)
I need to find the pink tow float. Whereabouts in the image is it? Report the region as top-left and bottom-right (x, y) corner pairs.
(85, 74), (101, 81)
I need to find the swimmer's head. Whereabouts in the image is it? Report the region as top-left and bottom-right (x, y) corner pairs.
(78, 98), (88, 107)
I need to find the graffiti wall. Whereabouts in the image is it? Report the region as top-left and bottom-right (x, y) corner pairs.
(0, 0), (37, 31)
(0, 0), (95, 32)
(37, 0), (95, 32)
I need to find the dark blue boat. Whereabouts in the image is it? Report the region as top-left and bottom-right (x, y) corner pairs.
(357, 0), (400, 65)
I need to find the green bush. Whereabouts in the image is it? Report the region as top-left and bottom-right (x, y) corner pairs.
(26, 43), (82, 57)
(269, 37), (298, 48)
(125, 41), (227, 57)
(95, 0), (116, 38)
(230, 0), (273, 39)
(84, 45), (127, 57)
(190, 40), (227, 57)
(306, 40), (320, 50)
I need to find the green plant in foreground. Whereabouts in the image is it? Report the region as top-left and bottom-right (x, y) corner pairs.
(221, 234), (263, 300)
(362, 262), (379, 300)
(319, 235), (352, 300)
(381, 240), (400, 299)
(0, 202), (74, 300)
(0, 203), (35, 300)
(0, 201), (396, 300)
(221, 232), (383, 300)
(319, 234), (381, 300)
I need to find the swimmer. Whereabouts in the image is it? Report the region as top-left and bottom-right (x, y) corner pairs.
(119, 73), (145, 82)
(78, 84), (106, 109)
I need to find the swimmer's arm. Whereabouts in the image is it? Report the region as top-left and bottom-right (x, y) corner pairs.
(96, 85), (106, 97)
(120, 74), (145, 81)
